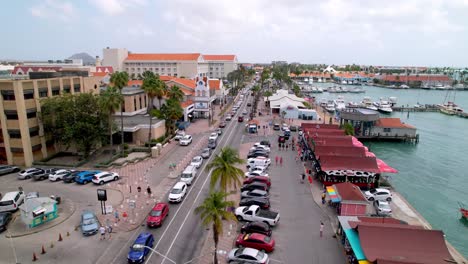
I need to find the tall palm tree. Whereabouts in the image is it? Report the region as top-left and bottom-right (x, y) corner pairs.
(99, 86), (123, 149)
(141, 75), (160, 142)
(195, 192), (237, 264)
(206, 147), (245, 192)
(167, 85), (184, 102)
(157, 98), (184, 135)
(109, 71), (129, 154)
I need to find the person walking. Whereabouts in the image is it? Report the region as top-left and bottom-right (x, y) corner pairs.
(285, 144), (289, 151)
(279, 156), (283, 167)
(301, 173), (306, 183)
(320, 222), (324, 238)
(99, 225), (106, 240)
(114, 210), (120, 222)
(321, 192), (326, 204)
(107, 225), (113, 239)
(275, 156), (279, 166)
(146, 186), (152, 198)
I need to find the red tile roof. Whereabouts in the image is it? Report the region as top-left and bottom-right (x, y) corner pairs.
(159, 75), (173, 81)
(208, 79), (221, 90)
(203, 55), (236, 61)
(126, 53), (201, 61)
(301, 123), (340, 129)
(12, 66), (62, 74)
(314, 146), (367, 157)
(334, 182), (367, 202)
(95, 66), (114, 73)
(376, 118), (416, 129)
(290, 72), (332, 78)
(319, 155), (380, 173)
(180, 100), (194, 108)
(379, 74), (451, 82)
(128, 80), (143, 86)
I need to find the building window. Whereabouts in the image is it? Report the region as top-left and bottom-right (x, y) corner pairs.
(4, 111), (18, 120)
(32, 144), (42, 151)
(173, 68), (176, 72)
(383, 128), (392, 133)
(144, 95), (147, 107)
(168, 73), (171, 76)
(63, 85), (71, 94)
(1, 91), (15, 101)
(26, 109), (37, 119)
(134, 98), (137, 111)
(139, 97), (142, 109)
(39, 88), (48, 98)
(8, 130), (21, 138)
(30, 126), (40, 137)
(10, 148), (23, 153)
(74, 84), (81, 93)
(173, 73), (177, 77)
(24, 90), (34, 99)
(155, 68), (159, 71)
(52, 87), (60, 96)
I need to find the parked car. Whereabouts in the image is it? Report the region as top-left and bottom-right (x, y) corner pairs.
(243, 176), (271, 187)
(289, 125), (298, 131)
(75, 171), (101, 184)
(250, 145), (270, 153)
(0, 165), (20, 176)
(246, 157), (271, 169)
(168, 182), (188, 203)
(281, 123), (288, 131)
(201, 148), (211, 159)
(208, 139), (217, 149)
(17, 168), (45, 180)
(242, 110), (248, 115)
(235, 205), (280, 226)
(92, 171), (119, 185)
(225, 115), (232, 121)
(63, 171), (82, 183)
(0, 191), (25, 212)
(32, 168), (56, 181)
(179, 135), (193, 146)
(247, 152), (269, 159)
(80, 210), (99, 236)
(49, 169), (72, 182)
(248, 166), (268, 173)
(146, 202), (169, 227)
(374, 200), (392, 216)
(0, 212), (12, 232)
(273, 123), (280, 130)
(174, 130), (186, 141)
(364, 188), (392, 202)
(241, 189), (269, 199)
(241, 221), (272, 236)
(239, 197), (270, 210)
(190, 156), (203, 169)
(247, 102), (252, 106)
(219, 122), (227, 128)
(241, 182), (269, 192)
(236, 233), (275, 253)
(215, 128), (222, 135)
(238, 116), (244, 122)
(209, 132), (219, 141)
(259, 140), (271, 147)
(227, 247), (269, 264)
(127, 233), (154, 263)
(180, 165), (198, 186)
(283, 129), (291, 140)
(244, 171), (269, 178)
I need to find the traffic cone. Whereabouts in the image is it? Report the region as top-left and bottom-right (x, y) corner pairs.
(32, 252), (38, 261)
(41, 245), (46, 254)
(66, 231), (70, 237)
(58, 233), (63, 241)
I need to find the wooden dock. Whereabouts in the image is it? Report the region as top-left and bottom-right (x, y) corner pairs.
(392, 105), (440, 112)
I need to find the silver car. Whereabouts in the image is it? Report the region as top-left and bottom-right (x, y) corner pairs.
(227, 247), (269, 264)
(0, 165), (20, 176)
(201, 148), (211, 159)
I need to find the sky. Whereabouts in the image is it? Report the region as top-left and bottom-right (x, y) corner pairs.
(1, 0), (468, 66)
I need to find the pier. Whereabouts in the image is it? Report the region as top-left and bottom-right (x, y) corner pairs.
(392, 105), (440, 112)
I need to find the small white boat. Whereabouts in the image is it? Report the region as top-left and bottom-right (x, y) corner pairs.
(440, 101), (463, 115)
(325, 100), (336, 113)
(361, 96), (378, 111)
(400, 84), (410, 89)
(334, 96), (346, 111)
(341, 80), (347, 85)
(349, 87), (365, 93)
(378, 99), (393, 114)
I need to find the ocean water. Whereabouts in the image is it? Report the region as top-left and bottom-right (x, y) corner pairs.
(313, 84), (468, 258)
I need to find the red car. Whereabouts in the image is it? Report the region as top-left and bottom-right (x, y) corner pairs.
(146, 202), (169, 227)
(238, 116), (244, 122)
(243, 176), (271, 187)
(235, 233), (275, 253)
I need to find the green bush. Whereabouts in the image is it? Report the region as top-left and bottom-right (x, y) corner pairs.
(123, 143), (129, 150)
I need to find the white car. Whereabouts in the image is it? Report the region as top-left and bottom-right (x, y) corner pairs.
(227, 248), (269, 264)
(179, 135), (193, 146)
(209, 132), (218, 141)
(225, 115), (232, 121)
(174, 130), (186, 141)
(92, 171), (119, 185)
(364, 188), (392, 202)
(374, 200), (392, 216)
(48, 169), (71, 181)
(168, 182), (188, 203)
(248, 165), (268, 173)
(190, 156), (203, 168)
(242, 110), (248, 115)
(245, 170), (269, 178)
(250, 146), (270, 153)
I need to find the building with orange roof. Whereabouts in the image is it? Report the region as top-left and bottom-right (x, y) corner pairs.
(204, 55), (238, 78)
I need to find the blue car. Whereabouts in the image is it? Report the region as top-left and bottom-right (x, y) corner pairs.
(80, 210), (99, 236)
(128, 232), (154, 263)
(74, 171), (100, 184)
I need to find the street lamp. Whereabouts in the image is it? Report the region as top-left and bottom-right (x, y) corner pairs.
(131, 245), (176, 264)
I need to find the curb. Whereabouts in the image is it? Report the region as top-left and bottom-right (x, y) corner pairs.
(5, 198), (76, 238)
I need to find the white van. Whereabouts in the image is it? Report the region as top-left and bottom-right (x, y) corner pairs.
(246, 157), (271, 169)
(180, 165), (198, 185)
(0, 191), (25, 212)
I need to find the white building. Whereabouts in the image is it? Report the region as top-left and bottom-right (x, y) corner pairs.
(204, 55), (238, 79)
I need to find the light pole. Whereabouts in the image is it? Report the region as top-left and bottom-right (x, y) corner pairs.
(133, 245), (176, 264)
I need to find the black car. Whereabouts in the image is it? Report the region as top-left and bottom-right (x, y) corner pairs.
(0, 212), (12, 232)
(260, 140), (271, 147)
(240, 221), (272, 236)
(239, 197), (270, 209)
(247, 152), (269, 159)
(63, 171), (82, 183)
(208, 140), (217, 149)
(240, 182), (269, 192)
(289, 125), (298, 132)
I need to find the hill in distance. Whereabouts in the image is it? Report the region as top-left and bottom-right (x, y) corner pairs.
(68, 52), (95, 65)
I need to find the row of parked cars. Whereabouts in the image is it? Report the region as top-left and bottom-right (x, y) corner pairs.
(17, 167), (119, 185)
(227, 140), (280, 264)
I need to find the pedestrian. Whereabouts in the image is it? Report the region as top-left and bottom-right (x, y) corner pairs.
(320, 222), (324, 238)
(275, 156), (279, 166)
(99, 225), (106, 240)
(280, 156), (283, 166)
(114, 210), (120, 222)
(286, 144), (289, 151)
(301, 173), (306, 183)
(107, 225), (113, 239)
(321, 192), (326, 204)
(146, 186), (152, 198)
(137, 186), (142, 193)
(278, 142), (281, 151)
(295, 156), (299, 163)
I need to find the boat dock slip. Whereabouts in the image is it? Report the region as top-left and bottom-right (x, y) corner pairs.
(392, 105), (440, 112)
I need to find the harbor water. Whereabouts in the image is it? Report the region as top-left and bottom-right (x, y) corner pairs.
(313, 84), (468, 258)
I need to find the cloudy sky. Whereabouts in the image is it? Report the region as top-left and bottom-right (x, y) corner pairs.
(1, 0), (468, 66)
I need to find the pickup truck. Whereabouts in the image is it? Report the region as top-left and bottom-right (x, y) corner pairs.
(235, 205), (280, 227)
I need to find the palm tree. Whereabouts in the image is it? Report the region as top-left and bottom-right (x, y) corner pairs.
(195, 191), (237, 264)
(142, 74), (167, 142)
(99, 86), (123, 150)
(167, 85), (184, 102)
(206, 147), (245, 192)
(158, 98), (183, 135)
(109, 71), (129, 154)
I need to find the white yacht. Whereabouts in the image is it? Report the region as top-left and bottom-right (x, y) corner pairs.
(333, 96), (346, 111)
(361, 97), (378, 111)
(325, 100), (336, 113)
(341, 80), (347, 85)
(377, 99), (393, 114)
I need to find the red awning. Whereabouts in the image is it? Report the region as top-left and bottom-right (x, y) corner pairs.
(376, 159), (398, 173)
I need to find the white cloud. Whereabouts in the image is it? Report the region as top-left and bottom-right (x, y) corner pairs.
(126, 24), (154, 37)
(89, 0), (148, 15)
(30, 0), (76, 22)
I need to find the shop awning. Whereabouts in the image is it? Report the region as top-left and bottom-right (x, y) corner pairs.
(344, 229), (366, 260)
(326, 186), (341, 203)
(377, 158), (398, 173)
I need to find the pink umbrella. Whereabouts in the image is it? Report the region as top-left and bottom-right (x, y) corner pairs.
(377, 158), (398, 173)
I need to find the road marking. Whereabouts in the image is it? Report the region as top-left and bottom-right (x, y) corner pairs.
(148, 95), (247, 264)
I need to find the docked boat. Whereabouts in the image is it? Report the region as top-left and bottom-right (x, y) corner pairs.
(325, 100), (336, 113)
(439, 102), (464, 115)
(349, 87), (365, 93)
(389, 96), (398, 107)
(361, 97), (378, 111)
(459, 202), (468, 220)
(333, 96), (346, 111)
(341, 80), (347, 85)
(319, 98), (328, 107)
(378, 100), (393, 114)
(400, 84), (410, 89)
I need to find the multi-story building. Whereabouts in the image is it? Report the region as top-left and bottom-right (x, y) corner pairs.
(0, 72), (100, 166)
(204, 55), (238, 79)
